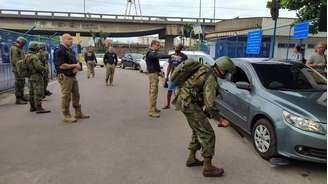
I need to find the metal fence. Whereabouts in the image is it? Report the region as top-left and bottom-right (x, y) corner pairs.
(0, 29), (58, 93)
(207, 22), (326, 60)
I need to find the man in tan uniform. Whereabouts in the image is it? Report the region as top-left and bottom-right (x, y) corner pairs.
(103, 47), (118, 86)
(54, 33), (90, 123)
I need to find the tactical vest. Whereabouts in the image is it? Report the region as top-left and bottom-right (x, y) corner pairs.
(86, 52), (94, 61)
(174, 65), (216, 108)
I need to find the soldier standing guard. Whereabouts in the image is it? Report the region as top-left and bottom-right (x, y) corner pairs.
(9, 36), (28, 104)
(27, 41), (51, 113)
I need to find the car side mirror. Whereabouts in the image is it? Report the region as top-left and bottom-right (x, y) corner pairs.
(236, 82), (252, 90)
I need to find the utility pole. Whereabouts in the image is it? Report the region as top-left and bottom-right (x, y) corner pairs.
(270, 0), (280, 58)
(83, 0), (86, 14)
(213, 0), (216, 19)
(199, 0), (202, 18)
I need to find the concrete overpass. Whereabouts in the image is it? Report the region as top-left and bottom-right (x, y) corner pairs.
(0, 9), (222, 49)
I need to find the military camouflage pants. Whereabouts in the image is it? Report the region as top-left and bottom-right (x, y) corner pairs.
(148, 73), (159, 113)
(105, 64), (116, 85)
(182, 103), (215, 158)
(29, 77), (44, 108)
(13, 72), (25, 98)
(57, 74), (81, 116)
(43, 70), (49, 94)
(87, 61), (96, 78)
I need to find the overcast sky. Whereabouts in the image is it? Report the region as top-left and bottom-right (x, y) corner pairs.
(0, 0), (296, 19)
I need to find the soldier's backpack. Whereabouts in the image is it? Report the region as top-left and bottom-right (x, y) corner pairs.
(170, 59), (203, 87)
(16, 54), (32, 78)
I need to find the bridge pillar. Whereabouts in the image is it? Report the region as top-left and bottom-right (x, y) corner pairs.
(164, 36), (175, 52)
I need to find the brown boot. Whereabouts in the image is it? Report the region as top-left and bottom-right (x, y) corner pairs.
(64, 115), (78, 123)
(148, 111), (160, 118)
(75, 112), (90, 119)
(35, 106), (51, 114)
(16, 97), (27, 105)
(186, 150), (203, 167)
(202, 158), (224, 177)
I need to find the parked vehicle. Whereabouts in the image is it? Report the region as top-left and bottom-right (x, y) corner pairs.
(162, 50), (215, 77)
(95, 53), (104, 67)
(138, 57), (147, 73)
(121, 53), (143, 70)
(217, 58), (327, 163)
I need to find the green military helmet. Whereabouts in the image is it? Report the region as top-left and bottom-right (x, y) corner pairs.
(28, 41), (40, 51)
(16, 36), (28, 45)
(38, 42), (47, 50)
(214, 56), (235, 74)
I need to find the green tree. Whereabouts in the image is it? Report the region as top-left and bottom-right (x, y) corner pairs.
(267, 0), (326, 33)
(183, 23), (198, 39)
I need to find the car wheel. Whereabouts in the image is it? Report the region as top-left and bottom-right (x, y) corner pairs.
(122, 63), (126, 69)
(252, 118), (277, 160)
(133, 64), (138, 70)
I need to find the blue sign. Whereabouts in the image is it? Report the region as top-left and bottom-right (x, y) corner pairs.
(293, 22), (309, 40)
(246, 30), (262, 55)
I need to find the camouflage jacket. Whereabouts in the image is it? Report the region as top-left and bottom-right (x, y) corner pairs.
(38, 51), (49, 72)
(28, 52), (47, 80)
(9, 44), (24, 73)
(175, 65), (221, 119)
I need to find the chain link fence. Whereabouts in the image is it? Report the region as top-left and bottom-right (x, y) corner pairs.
(0, 29), (58, 93)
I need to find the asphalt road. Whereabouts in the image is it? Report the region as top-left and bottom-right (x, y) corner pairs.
(0, 67), (326, 184)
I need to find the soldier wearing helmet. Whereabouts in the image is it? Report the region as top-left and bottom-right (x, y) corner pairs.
(27, 41), (51, 114)
(9, 36), (28, 104)
(37, 42), (52, 97)
(174, 56), (235, 177)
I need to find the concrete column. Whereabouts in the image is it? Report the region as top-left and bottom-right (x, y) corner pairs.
(164, 36), (175, 52)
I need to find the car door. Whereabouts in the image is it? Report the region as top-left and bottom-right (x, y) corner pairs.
(217, 65), (253, 130)
(126, 54), (134, 67)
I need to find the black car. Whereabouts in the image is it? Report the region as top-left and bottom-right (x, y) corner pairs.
(121, 53), (144, 70)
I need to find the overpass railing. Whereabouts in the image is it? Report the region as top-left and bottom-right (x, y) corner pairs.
(0, 9), (223, 24)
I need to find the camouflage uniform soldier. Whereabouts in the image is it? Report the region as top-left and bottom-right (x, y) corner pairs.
(38, 42), (52, 97)
(9, 36), (28, 104)
(54, 33), (90, 123)
(27, 42), (51, 113)
(84, 47), (97, 79)
(174, 56), (235, 177)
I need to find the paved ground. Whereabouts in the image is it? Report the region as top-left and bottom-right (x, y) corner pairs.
(0, 67), (326, 184)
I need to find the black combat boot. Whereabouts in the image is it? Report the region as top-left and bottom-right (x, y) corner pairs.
(21, 96), (29, 102)
(35, 105), (51, 114)
(16, 97), (27, 105)
(30, 104), (36, 112)
(45, 90), (52, 96)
